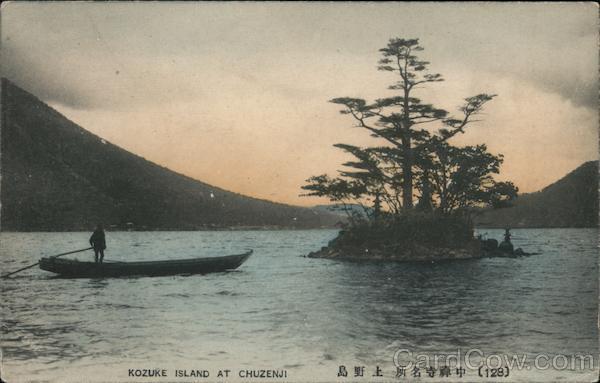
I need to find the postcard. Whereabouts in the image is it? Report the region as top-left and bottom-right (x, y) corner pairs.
(1, 2), (598, 382)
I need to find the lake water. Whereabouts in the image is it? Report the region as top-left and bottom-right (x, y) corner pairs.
(1, 229), (597, 382)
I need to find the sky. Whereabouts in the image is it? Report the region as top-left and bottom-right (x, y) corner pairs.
(1, 2), (598, 206)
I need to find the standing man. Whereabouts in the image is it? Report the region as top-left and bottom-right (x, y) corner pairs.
(90, 224), (106, 263)
(503, 228), (512, 243)
(499, 227), (514, 255)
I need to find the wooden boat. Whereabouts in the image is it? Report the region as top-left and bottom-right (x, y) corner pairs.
(38, 250), (253, 278)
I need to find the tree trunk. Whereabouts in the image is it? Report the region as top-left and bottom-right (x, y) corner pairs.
(402, 137), (413, 209)
(417, 168), (432, 211)
(402, 81), (413, 209)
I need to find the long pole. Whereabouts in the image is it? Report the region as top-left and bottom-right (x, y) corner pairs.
(1, 247), (93, 279)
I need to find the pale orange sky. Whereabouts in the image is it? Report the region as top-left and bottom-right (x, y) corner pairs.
(2, 2), (598, 206)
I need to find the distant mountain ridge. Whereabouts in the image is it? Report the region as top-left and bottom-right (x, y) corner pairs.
(475, 161), (598, 228)
(0, 78), (338, 231)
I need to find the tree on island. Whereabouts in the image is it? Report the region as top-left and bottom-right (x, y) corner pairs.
(302, 38), (517, 258)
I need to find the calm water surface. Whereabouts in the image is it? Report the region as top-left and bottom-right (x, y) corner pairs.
(1, 229), (597, 382)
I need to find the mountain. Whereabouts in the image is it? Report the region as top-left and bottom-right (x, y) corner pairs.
(0, 78), (338, 231)
(475, 161), (598, 228)
(313, 204), (366, 216)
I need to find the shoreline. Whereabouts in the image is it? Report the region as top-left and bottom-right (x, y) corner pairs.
(306, 239), (536, 262)
(307, 239), (483, 262)
(0, 227), (339, 233)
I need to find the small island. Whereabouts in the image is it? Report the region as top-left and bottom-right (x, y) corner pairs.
(302, 37), (521, 262)
(307, 224), (532, 262)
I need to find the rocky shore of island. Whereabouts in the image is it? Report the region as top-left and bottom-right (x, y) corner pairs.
(307, 230), (535, 262)
(307, 239), (481, 262)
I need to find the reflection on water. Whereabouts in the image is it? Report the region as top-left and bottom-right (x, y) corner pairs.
(87, 279), (110, 288)
(1, 229), (598, 382)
